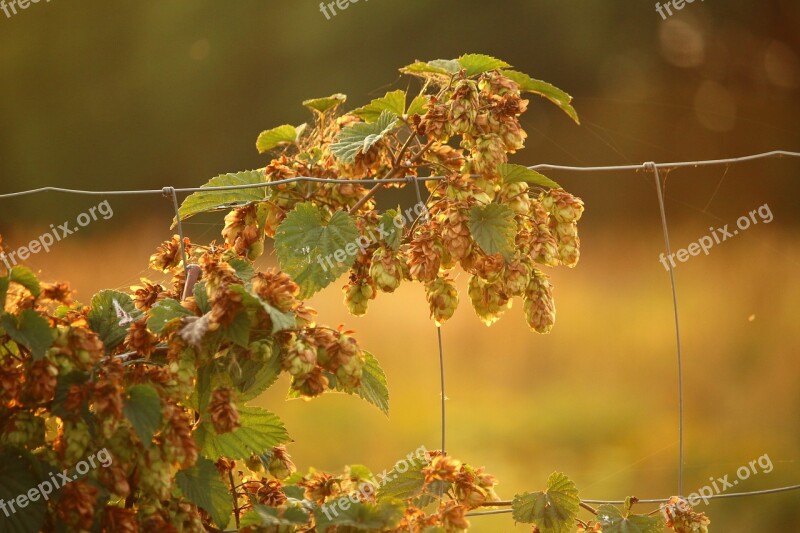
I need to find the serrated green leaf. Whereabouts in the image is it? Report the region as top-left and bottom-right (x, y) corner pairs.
(198, 406), (289, 460)
(511, 472), (580, 533)
(316, 499), (404, 532)
(87, 290), (142, 351)
(353, 90), (407, 122)
(235, 342), (281, 401)
(378, 210), (403, 250)
(9, 266), (40, 297)
(407, 95), (430, 117)
(1, 310), (53, 360)
(501, 70), (580, 124)
(274, 203), (360, 298)
(331, 110), (399, 164)
(303, 93), (347, 114)
(260, 300), (296, 334)
(500, 163), (562, 189)
(468, 203), (517, 261)
(458, 53), (511, 76)
(123, 384), (162, 448)
(596, 504), (664, 533)
(176, 169), (269, 224)
(176, 457), (232, 529)
(147, 298), (194, 334)
(223, 309), (251, 348)
(242, 505), (311, 528)
(377, 458), (426, 501)
(0, 452), (47, 533)
(401, 59), (460, 76)
(256, 124), (299, 153)
(336, 351), (389, 415)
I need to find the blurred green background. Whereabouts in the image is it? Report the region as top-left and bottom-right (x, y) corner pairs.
(2, 1), (799, 530)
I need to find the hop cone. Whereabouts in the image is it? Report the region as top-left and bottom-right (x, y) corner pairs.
(426, 276), (460, 326)
(524, 269), (555, 333)
(370, 247), (407, 293)
(467, 275), (510, 326)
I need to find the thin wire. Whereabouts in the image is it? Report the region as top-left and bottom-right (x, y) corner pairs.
(465, 483), (800, 517)
(437, 326), (446, 456)
(2, 151), (799, 199)
(646, 162), (685, 497)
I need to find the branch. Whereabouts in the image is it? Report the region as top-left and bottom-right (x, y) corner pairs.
(348, 139), (435, 215)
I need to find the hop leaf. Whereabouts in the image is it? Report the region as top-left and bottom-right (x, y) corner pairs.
(353, 90), (408, 122)
(123, 384), (163, 448)
(501, 69), (580, 124)
(458, 53), (511, 76)
(176, 170), (269, 223)
(469, 203), (517, 261)
(596, 504), (664, 533)
(511, 472), (580, 533)
(175, 457), (231, 529)
(274, 202), (360, 298)
(256, 124), (303, 153)
(303, 93), (347, 114)
(1, 309), (53, 361)
(500, 163), (561, 189)
(330, 110), (399, 164)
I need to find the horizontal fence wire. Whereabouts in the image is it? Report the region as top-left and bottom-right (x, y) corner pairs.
(2, 149), (800, 519)
(0, 150), (799, 199)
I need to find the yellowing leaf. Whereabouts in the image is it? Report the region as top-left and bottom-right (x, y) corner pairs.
(458, 53), (511, 76)
(256, 124), (300, 153)
(353, 90), (407, 122)
(303, 93), (347, 114)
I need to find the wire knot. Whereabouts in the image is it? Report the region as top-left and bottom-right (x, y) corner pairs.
(162, 186), (175, 198)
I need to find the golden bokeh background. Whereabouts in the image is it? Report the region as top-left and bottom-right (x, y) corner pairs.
(2, 1), (799, 530)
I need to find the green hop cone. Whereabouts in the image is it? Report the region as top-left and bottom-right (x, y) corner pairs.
(334, 333), (366, 389)
(343, 280), (375, 316)
(551, 220), (580, 268)
(450, 79), (480, 135)
(467, 275), (511, 326)
(1, 412), (46, 449)
(470, 134), (508, 177)
(369, 247), (405, 293)
(540, 189), (585, 223)
(284, 334), (317, 377)
(63, 418), (91, 464)
(530, 222), (560, 267)
(523, 269), (556, 333)
(498, 181), (530, 215)
(504, 260), (531, 298)
(138, 447), (172, 500)
(425, 276), (460, 326)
